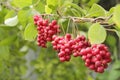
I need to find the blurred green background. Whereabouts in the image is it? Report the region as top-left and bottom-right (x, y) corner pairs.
(0, 0), (120, 80)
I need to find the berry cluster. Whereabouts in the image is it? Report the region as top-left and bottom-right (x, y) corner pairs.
(52, 34), (90, 62)
(34, 15), (60, 47)
(72, 36), (91, 57)
(52, 34), (74, 62)
(33, 15), (112, 73)
(80, 44), (111, 73)
(52, 34), (111, 73)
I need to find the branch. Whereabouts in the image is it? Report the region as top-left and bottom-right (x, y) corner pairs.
(0, 1), (115, 28)
(33, 0), (40, 7)
(63, 16), (116, 27)
(0, 1), (19, 12)
(36, 14), (115, 28)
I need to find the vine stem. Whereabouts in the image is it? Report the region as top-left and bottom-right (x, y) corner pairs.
(66, 19), (71, 33)
(33, 0), (41, 7)
(61, 24), (66, 35)
(105, 29), (115, 32)
(1, 1), (115, 28)
(39, 14), (115, 27)
(0, 1), (19, 12)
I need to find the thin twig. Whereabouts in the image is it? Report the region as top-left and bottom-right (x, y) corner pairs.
(0, 1), (115, 28)
(103, 23), (115, 27)
(57, 9), (62, 17)
(1, 1), (19, 12)
(106, 14), (113, 21)
(61, 24), (66, 35)
(33, 0), (41, 7)
(105, 29), (115, 32)
(66, 19), (71, 33)
(38, 14), (115, 27)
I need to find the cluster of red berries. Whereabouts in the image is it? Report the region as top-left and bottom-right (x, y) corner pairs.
(33, 15), (112, 73)
(52, 34), (111, 73)
(52, 34), (90, 62)
(80, 44), (111, 73)
(34, 15), (60, 47)
(52, 34), (74, 62)
(72, 36), (91, 57)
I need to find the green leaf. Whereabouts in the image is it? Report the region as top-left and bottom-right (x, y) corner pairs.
(46, 0), (58, 12)
(12, 0), (32, 8)
(96, 71), (109, 80)
(5, 10), (16, 19)
(108, 61), (120, 80)
(0, 60), (4, 72)
(58, 0), (73, 7)
(0, 46), (9, 60)
(58, 18), (68, 32)
(87, 0), (99, 6)
(0, 35), (17, 46)
(0, 28), (5, 40)
(106, 34), (116, 47)
(73, 0), (79, 4)
(114, 30), (120, 38)
(63, 7), (74, 16)
(0, 5), (2, 11)
(104, 29), (120, 39)
(28, 15), (34, 23)
(88, 23), (107, 44)
(0, 24), (15, 29)
(4, 15), (18, 26)
(34, 2), (45, 13)
(45, 5), (52, 14)
(46, 0), (58, 6)
(113, 5), (120, 29)
(70, 8), (81, 17)
(0, 8), (8, 23)
(66, 2), (85, 16)
(24, 23), (37, 41)
(106, 7), (115, 16)
(86, 4), (106, 17)
(18, 9), (30, 27)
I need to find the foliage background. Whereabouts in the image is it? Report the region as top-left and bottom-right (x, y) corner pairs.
(0, 0), (120, 80)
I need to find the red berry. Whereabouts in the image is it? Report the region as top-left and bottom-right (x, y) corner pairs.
(95, 61), (102, 67)
(52, 20), (57, 25)
(97, 66), (104, 73)
(73, 53), (79, 57)
(65, 34), (71, 40)
(85, 59), (90, 63)
(96, 54), (102, 60)
(82, 56), (87, 61)
(65, 48), (70, 53)
(65, 56), (71, 61)
(85, 62), (90, 67)
(60, 57), (66, 62)
(89, 65), (95, 70)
